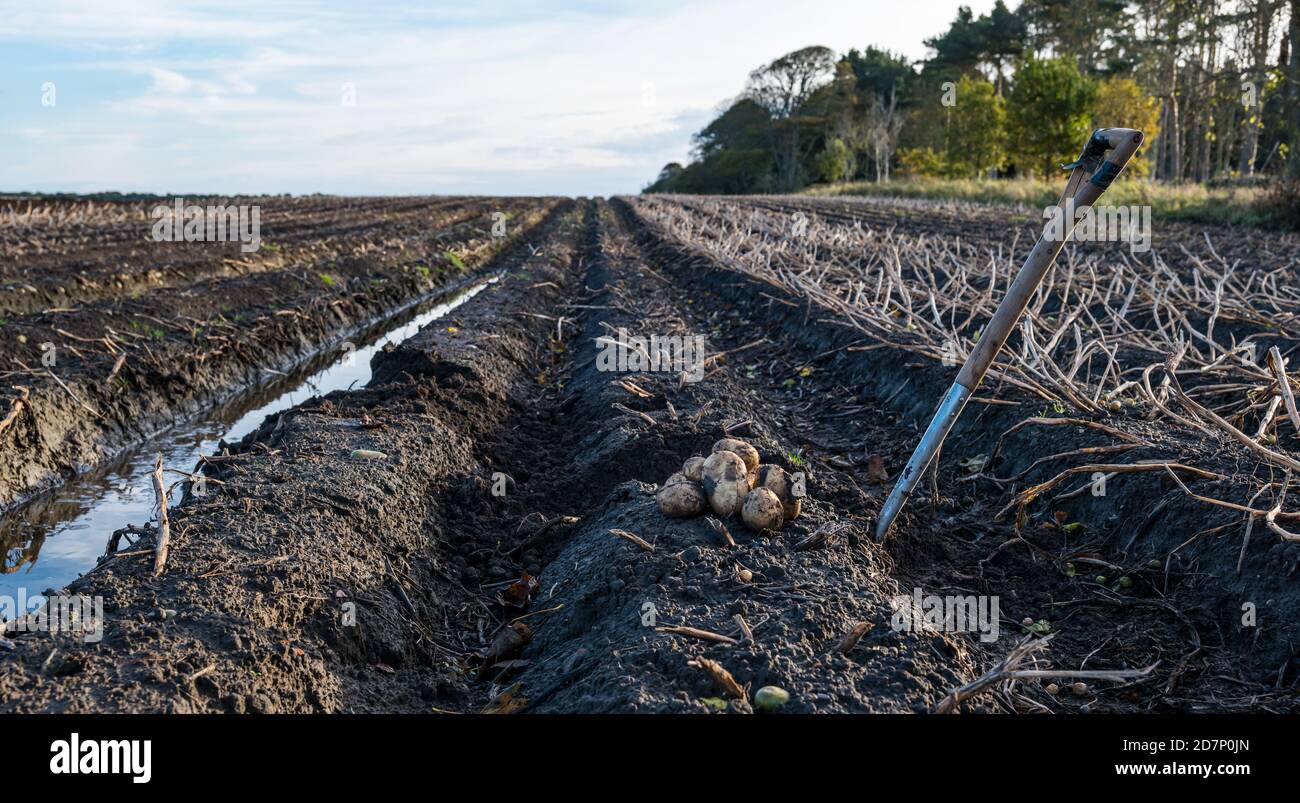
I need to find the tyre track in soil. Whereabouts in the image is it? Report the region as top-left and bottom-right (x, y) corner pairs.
(0, 199), (983, 714)
(500, 198), (1055, 713)
(623, 197), (1300, 712)
(0, 198), (563, 512)
(488, 200), (984, 713)
(0, 200), (589, 713)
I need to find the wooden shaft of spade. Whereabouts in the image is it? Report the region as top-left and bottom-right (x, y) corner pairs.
(874, 128), (1144, 542)
(957, 129), (1144, 387)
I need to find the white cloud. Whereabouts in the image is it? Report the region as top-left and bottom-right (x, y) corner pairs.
(148, 68), (193, 93)
(2, 0), (1002, 195)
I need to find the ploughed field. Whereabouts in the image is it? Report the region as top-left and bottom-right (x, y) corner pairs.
(2, 193), (1299, 713)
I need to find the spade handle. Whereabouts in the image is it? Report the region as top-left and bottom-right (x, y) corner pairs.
(956, 128), (1143, 391)
(874, 128), (1143, 542)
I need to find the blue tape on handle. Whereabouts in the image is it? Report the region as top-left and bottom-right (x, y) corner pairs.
(1091, 161), (1122, 189)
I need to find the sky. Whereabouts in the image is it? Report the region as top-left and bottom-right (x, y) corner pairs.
(0, 0), (1001, 196)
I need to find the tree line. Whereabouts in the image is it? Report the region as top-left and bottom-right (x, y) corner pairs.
(646, 0), (1300, 193)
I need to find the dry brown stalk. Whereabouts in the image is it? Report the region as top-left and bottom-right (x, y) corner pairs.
(0, 386), (29, 439)
(689, 657), (747, 701)
(733, 614), (754, 645)
(1268, 346), (1300, 434)
(151, 453), (172, 576)
(997, 461), (1221, 521)
(934, 636), (1156, 714)
(608, 528), (654, 552)
(657, 626), (738, 645)
(1266, 474), (1300, 542)
(834, 622), (872, 655)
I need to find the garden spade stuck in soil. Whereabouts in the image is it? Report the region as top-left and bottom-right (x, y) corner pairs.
(875, 127), (1145, 541)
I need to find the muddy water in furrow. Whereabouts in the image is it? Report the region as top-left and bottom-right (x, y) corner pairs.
(0, 277), (497, 604)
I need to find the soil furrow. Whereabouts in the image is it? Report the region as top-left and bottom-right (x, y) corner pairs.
(3, 194), (1297, 715)
(0, 199), (983, 714)
(0, 196), (454, 253)
(0, 197), (543, 317)
(492, 200), (984, 713)
(619, 196), (1300, 711)
(0, 198), (564, 511)
(0, 200), (590, 713)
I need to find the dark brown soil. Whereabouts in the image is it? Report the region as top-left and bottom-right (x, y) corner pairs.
(0, 198), (542, 317)
(2, 196), (1297, 714)
(625, 196), (1300, 712)
(0, 198), (562, 510)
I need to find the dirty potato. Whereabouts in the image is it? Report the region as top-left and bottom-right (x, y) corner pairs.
(682, 455), (706, 483)
(702, 450), (749, 517)
(756, 464), (802, 520)
(713, 438), (759, 472)
(742, 487), (785, 532)
(658, 480), (706, 518)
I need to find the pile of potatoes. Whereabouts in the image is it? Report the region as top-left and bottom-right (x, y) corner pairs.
(656, 437), (802, 533)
